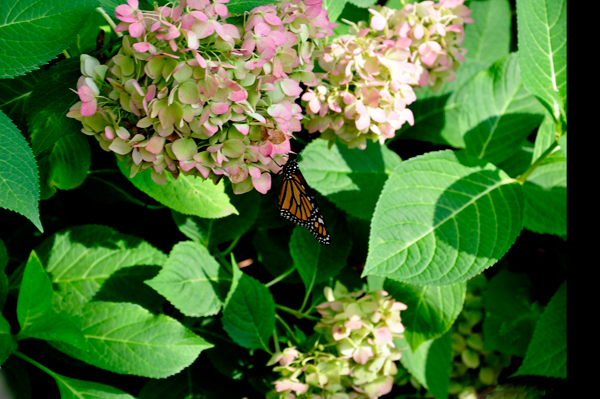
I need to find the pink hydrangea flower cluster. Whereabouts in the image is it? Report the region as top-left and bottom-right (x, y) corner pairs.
(67, 0), (336, 194)
(268, 283), (408, 399)
(302, 0), (472, 150)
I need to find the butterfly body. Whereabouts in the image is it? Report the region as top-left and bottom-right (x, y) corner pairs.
(278, 158), (331, 245)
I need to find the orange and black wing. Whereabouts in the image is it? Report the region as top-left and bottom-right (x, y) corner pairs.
(278, 158), (330, 245)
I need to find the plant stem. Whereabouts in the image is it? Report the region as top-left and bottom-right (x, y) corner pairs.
(214, 251), (233, 275)
(62, 50), (71, 59)
(97, 7), (122, 37)
(273, 328), (281, 353)
(275, 304), (319, 322)
(14, 352), (58, 378)
(299, 285), (312, 313)
(265, 267), (295, 288)
(275, 314), (300, 345)
(87, 175), (165, 210)
(517, 141), (560, 183)
(220, 236), (241, 257)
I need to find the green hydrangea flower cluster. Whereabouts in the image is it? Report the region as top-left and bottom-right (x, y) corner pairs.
(67, 0), (336, 193)
(393, 275), (513, 399)
(268, 283), (408, 399)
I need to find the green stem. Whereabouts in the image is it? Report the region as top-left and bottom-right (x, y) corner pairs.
(265, 267), (295, 288)
(87, 169), (119, 174)
(87, 176), (165, 210)
(14, 352), (59, 378)
(62, 50), (71, 59)
(299, 285), (313, 313)
(97, 7), (122, 37)
(275, 304), (319, 322)
(517, 141), (560, 183)
(214, 251), (233, 275)
(275, 314), (300, 345)
(219, 236), (241, 257)
(273, 328), (281, 353)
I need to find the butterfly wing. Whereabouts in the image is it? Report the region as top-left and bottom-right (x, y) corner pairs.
(278, 159), (330, 245)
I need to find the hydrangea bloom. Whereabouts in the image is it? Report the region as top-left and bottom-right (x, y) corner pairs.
(302, 0), (472, 149)
(67, 0), (336, 193)
(268, 283), (408, 399)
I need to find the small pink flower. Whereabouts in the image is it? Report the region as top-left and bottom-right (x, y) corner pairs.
(419, 41), (443, 66)
(374, 327), (393, 344)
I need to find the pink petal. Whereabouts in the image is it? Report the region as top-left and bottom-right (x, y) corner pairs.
(233, 124), (249, 135)
(280, 79), (302, 97)
(80, 100), (97, 116)
(264, 13), (282, 26)
(369, 11), (386, 31)
(374, 327), (393, 344)
(254, 22), (271, 37)
(211, 102), (230, 115)
(355, 113), (370, 130)
(196, 21), (215, 39)
(353, 346), (374, 365)
(78, 86), (95, 102)
(252, 173), (271, 194)
(129, 22), (145, 38)
(215, 3), (228, 17)
(146, 136), (165, 154)
(133, 42), (150, 52)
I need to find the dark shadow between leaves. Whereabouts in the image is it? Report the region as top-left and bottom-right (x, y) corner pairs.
(92, 265), (163, 313)
(463, 113), (544, 165)
(327, 141), (387, 220)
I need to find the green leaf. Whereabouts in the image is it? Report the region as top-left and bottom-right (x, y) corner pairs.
(514, 281), (566, 378)
(51, 301), (212, 378)
(92, 266), (164, 313)
(172, 185), (260, 247)
(523, 153), (566, 236)
(462, 0), (511, 65)
(0, 239), (8, 310)
(532, 115), (556, 162)
(0, 110), (42, 231)
(363, 150), (524, 286)
(38, 132), (91, 199)
(324, 0), (349, 22)
(347, 0), (377, 8)
(385, 279), (466, 352)
(67, 9), (112, 58)
(53, 374), (136, 399)
(0, 0), (99, 78)
(222, 269), (275, 352)
(397, 59), (489, 148)
(496, 140), (534, 179)
(482, 270), (542, 357)
(516, 0), (567, 122)
(147, 241), (231, 317)
(35, 225), (167, 314)
(0, 313), (17, 365)
(558, 134), (566, 158)
(397, 332), (452, 399)
(298, 140), (402, 220)
(290, 198), (352, 295)
(227, 0), (274, 14)
(118, 159), (236, 219)
(0, 69), (42, 131)
(16, 251), (86, 347)
(27, 58), (87, 156)
(462, 53), (545, 164)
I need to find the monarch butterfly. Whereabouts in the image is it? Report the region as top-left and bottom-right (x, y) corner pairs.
(277, 157), (331, 245)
